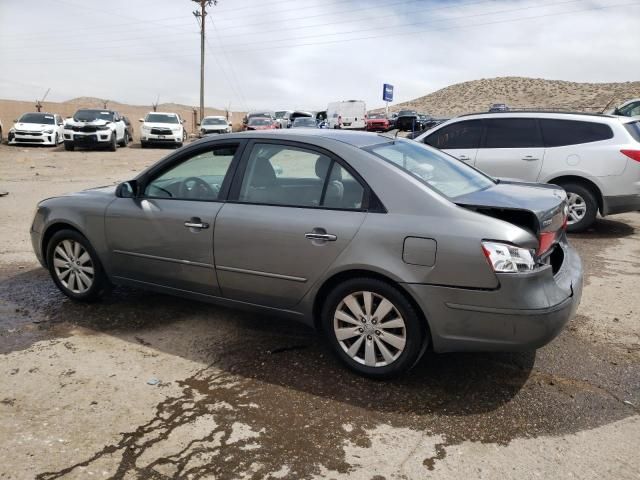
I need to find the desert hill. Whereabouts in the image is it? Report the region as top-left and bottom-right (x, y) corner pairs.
(386, 77), (640, 117)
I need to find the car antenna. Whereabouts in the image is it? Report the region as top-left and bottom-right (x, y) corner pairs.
(379, 129), (400, 142)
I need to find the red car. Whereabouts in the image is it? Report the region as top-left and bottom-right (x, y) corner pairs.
(365, 113), (390, 132)
(245, 117), (278, 131)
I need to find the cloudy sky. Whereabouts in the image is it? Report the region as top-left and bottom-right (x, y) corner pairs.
(0, 0), (638, 111)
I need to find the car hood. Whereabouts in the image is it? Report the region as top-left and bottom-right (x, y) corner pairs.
(455, 180), (567, 237)
(13, 122), (55, 131)
(66, 119), (111, 127)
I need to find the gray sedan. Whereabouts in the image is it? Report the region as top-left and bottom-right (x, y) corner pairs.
(30, 130), (583, 378)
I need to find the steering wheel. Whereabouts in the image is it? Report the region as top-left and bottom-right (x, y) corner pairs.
(179, 177), (218, 199)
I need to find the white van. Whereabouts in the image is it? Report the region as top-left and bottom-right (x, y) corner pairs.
(327, 100), (366, 129)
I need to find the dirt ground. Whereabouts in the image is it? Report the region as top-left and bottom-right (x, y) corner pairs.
(0, 142), (639, 480)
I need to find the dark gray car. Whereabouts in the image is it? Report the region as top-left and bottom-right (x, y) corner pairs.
(30, 130), (583, 378)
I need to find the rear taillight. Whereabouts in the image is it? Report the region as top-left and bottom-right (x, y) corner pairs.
(621, 149), (640, 162)
(537, 231), (556, 255)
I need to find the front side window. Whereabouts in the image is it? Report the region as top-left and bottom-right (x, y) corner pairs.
(144, 145), (238, 200)
(483, 118), (543, 148)
(540, 119), (614, 147)
(238, 143), (364, 209)
(366, 140), (494, 199)
(425, 120), (482, 149)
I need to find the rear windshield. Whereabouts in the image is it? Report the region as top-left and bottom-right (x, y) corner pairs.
(366, 140), (495, 198)
(18, 113), (55, 124)
(625, 121), (640, 142)
(145, 113), (179, 124)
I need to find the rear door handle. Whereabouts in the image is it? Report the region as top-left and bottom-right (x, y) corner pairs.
(305, 232), (337, 241)
(522, 156), (539, 161)
(184, 217), (209, 229)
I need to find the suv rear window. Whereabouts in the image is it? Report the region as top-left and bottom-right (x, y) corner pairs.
(424, 120), (482, 149)
(483, 118), (543, 148)
(540, 119), (613, 147)
(624, 121), (640, 143)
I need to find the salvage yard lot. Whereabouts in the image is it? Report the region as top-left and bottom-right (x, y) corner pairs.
(0, 143), (639, 479)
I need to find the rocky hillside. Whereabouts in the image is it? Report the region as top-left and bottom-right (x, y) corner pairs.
(387, 77), (640, 117)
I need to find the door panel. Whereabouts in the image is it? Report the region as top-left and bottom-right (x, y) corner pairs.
(105, 199), (222, 295)
(474, 148), (545, 181)
(214, 204), (366, 308)
(442, 148), (478, 165)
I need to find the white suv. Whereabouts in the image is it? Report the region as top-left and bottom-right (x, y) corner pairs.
(64, 109), (127, 151)
(140, 112), (187, 148)
(199, 116), (231, 136)
(416, 112), (640, 231)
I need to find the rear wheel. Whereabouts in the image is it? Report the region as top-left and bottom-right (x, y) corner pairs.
(559, 182), (598, 232)
(322, 277), (426, 378)
(46, 229), (109, 302)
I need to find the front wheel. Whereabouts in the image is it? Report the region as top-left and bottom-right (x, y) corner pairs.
(64, 141), (74, 151)
(322, 278), (426, 378)
(46, 229), (110, 302)
(560, 182), (598, 232)
(108, 132), (117, 151)
(119, 132), (128, 147)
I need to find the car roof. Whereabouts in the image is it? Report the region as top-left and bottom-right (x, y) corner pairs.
(148, 111), (179, 116)
(202, 129), (394, 148)
(457, 110), (619, 120)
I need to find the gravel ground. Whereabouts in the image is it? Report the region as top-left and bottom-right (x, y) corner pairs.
(0, 143), (638, 479)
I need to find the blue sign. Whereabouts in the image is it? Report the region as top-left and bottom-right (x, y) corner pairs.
(383, 83), (394, 102)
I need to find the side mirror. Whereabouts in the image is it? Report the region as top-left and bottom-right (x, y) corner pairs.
(196, 122), (201, 126)
(139, 118), (144, 123)
(13, 119), (18, 122)
(182, 119), (186, 123)
(115, 180), (139, 198)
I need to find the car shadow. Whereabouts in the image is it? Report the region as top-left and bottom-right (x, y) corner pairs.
(569, 216), (635, 239)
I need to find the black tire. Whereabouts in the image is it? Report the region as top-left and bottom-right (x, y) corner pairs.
(64, 141), (74, 151)
(108, 132), (117, 151)
(176, 142), (183, 148)
(322, 277), (426, 379)
(141, 141), (147, 149)
(46, 229), (110, 302)
(118, 132), (128, 147)
(52, 133), (59, 147)
(559, 182), (598, 232)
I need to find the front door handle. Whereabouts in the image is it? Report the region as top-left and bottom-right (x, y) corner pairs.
(522, 156), (539, 161)
(184, 217), (209, 229)
(305, 232), (337, 242)
(458, 155), (470, 161)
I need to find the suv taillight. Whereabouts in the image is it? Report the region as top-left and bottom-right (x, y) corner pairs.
(621, 149), (640, 162)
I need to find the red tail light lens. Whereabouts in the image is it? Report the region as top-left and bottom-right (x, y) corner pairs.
(621, 149), (640, 162)
(538, 231), (556, 255)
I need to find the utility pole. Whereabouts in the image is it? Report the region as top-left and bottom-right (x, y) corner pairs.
(35, 88), (51, 112)
(193, 0), (216, 123)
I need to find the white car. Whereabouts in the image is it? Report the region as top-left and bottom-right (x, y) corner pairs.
(609, 98), (640, 119)
(416, 111), (640, 232)
(64, 109), (128, 151)
(140, 112), (187, 148)
(8, 112), (64, 146)
(199, 116), (231, 136)
(327, 100), (366, 129)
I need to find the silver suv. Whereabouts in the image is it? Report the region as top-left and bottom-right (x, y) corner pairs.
(416, 112), (640, 231)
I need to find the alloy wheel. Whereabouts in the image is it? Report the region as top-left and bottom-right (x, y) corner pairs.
(53, 239), (94, 294)
(567, 192), (587, 225)
(333, 291), (406, 367)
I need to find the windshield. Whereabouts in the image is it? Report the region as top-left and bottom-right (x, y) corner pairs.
(145, 113), (179, 124)
(18, 113), (55, 124)
(202, 118), (227, 126)
(275, 111), (287, 119)
(293, 118), (316, 127)
(398, 110), (416, 116)
(249, 117), (271, 126)
(74, 110), (114, 122)
(366, 140), (495, 198)
(248, 112), (271, 119)
(368, 113), (385, 119)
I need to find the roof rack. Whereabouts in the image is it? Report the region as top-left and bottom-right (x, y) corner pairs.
(458, 109), (617, 118)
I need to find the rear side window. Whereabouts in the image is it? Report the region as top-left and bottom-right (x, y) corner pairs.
(624, 121), (640, 142)
(483, 118), (543, 148)
(540, 119), (614, 147)
(424, 120), (482, 149)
